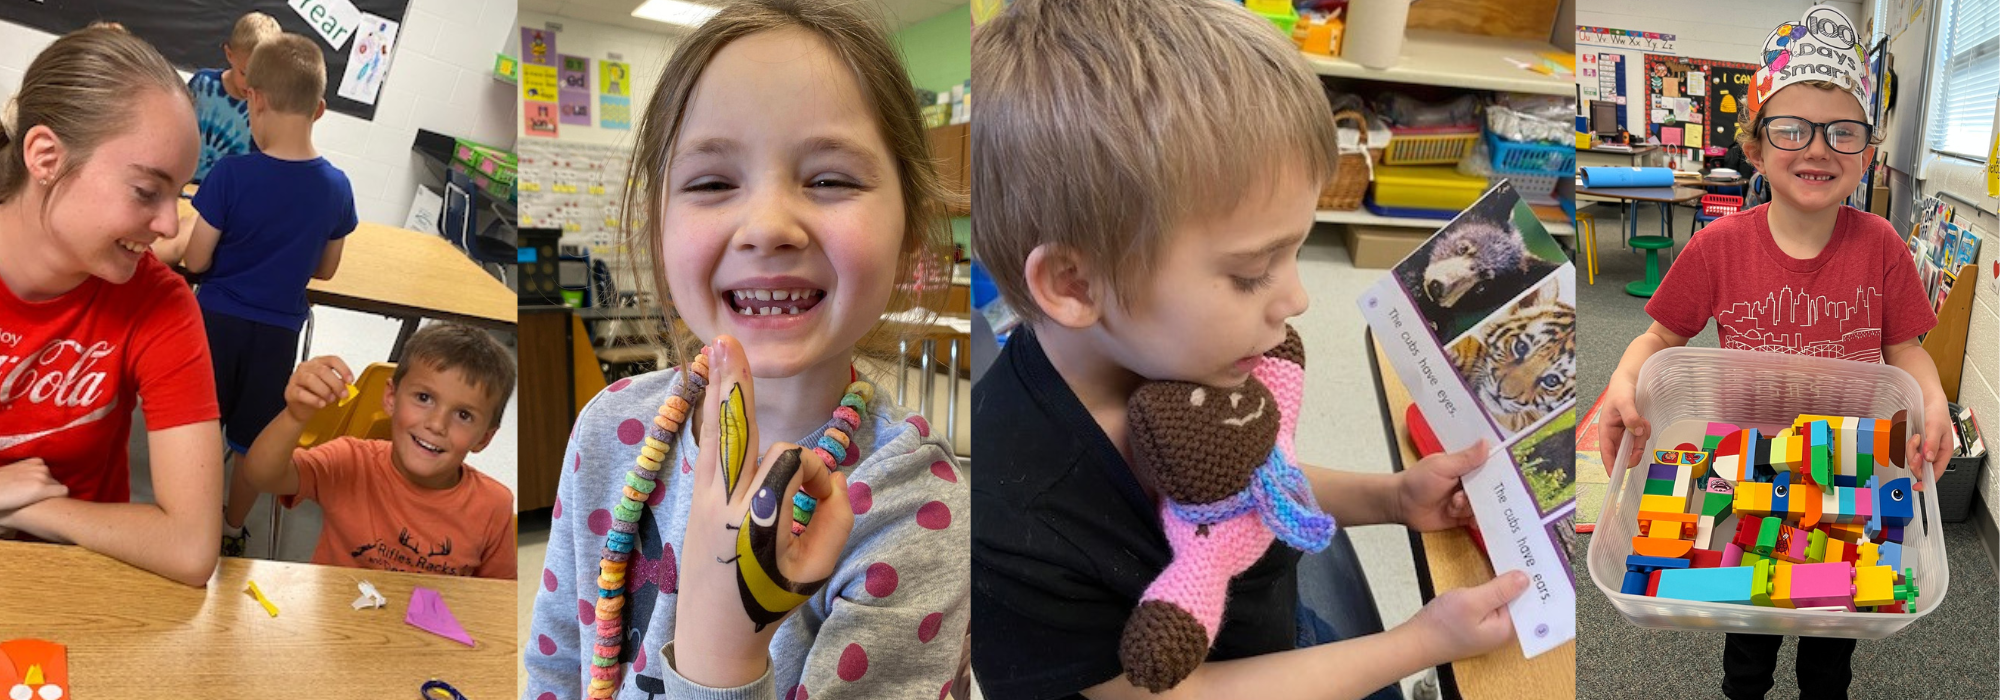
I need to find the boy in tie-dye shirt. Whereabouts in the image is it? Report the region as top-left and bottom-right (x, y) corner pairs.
(188, 12), (278, 183)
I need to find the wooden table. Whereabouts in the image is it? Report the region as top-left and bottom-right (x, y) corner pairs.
(1366, 335), (1576, 700)
(0, 540), (516, 698)
(176, 200), (517, 360)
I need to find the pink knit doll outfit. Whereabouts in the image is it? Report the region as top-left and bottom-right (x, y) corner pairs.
(1118, 326), (1335, 691)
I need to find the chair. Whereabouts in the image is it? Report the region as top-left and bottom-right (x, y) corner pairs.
(1577, 213), (1599, 285)
(1626, 236), (1675, 298)
(298, 363), (398, 449)
(443, 170), (517, 283)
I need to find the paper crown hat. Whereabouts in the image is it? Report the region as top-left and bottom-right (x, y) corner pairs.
(1747, 5), (1873, 122)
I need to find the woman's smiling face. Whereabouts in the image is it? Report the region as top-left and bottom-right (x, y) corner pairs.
(658, 27), (905, 379)
(36, 88), (197, 288)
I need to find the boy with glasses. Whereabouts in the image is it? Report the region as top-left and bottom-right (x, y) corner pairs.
(1595, 7), (1951, 699)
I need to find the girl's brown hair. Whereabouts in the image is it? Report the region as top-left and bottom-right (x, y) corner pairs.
(0, 26), (190, 205)
(619, 0), (955, 369)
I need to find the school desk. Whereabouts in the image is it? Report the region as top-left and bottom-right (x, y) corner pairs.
(0, 539), (515, 698)
(1366, 332), (1577, 700)
(175, 199), (517, 360)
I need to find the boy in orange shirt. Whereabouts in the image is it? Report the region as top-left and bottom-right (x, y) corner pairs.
(242, 322), (517, 578)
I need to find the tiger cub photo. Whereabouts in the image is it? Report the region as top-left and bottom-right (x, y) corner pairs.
(1447, 280), (1576, 434)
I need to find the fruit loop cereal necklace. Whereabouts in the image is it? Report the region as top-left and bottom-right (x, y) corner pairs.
(585, 346), (870, 698)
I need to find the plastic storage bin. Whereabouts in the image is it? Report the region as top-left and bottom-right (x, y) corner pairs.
(1701, 194), (1744, 217)
(1383, 126), (1480, 165)
(1370, 165), (1487, 211)
(1586, 347), (1948, 639)
(1487, 131), (1575, 176)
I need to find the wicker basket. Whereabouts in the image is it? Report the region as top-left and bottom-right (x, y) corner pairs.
(1319, 109), (1379, 211)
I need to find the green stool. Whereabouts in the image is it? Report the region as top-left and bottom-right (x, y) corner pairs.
(1625, 236), (1674, 297)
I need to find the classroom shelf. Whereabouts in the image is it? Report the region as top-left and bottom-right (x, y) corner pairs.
(1316, 208), (1574, 235)
(1303, 31), (1572, 96)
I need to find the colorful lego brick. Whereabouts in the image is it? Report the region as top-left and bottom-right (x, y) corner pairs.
(1821, 536), (1852, 565)
(1700, 478), (1735, 519)
(1712, 428), (1758, 481)
(1755, 516), (1783, 556)
(1876, 541), (1903, 571)
(1821, 520), (1866, 543)
(1656, 565), (1758, 604)
(1652, 448), (1711, 479)
(1622, 554), (1690, 595)
(1804, 420), (1832, 485)
(1769, 561), (1795, 608)
(1776, 524), (1813, 563)
(1787, 562), (1855, 610)
(1790, 480), (1823, 528)
(1694, 515), (1716, 551)
(1853, 565), (1896, 607)
(1646, 461), (1679, 481)
(1646, 569), (1663, 596)
(1641, 494), (1686, 515)
(1734, 481), (1773, 518)
(1703, 422), (1741, 452)
(1632, 537), (1693, 559)
(1805, 529), (1828, 562)
(1644, 478), (1677, 496)
(1722, 542), (1745, 567)
(1893, 567), (1919, 607)
(1749, 559), (1775, 606)
(1731, 515), (1766, 551)
(1855, 541), (1880, 567)
(1769, 472), (1793, 519)
(1688, 548), (1724, 569)
(1874, 477), (1914, 528)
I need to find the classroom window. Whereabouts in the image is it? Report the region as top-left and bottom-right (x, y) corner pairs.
(1923, 0), (1998, 160)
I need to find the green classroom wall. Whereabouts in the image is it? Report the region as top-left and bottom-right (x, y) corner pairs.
(893, 5), (972, 252)
(894, 4), (972, 95)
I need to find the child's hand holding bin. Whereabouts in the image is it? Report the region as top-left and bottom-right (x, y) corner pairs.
(672, 336), (853, 688)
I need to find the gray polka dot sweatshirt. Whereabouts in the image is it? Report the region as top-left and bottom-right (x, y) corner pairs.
(522, 368), (968, 700)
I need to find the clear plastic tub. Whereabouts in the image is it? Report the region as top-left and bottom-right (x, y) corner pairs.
(1585, 347), (1949, 638)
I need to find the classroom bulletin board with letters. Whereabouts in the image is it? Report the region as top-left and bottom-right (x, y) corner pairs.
(1643, 54), (1758, 153)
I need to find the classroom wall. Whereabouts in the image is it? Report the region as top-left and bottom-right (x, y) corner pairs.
(1576, 0), (1864, 133)
(894, 4), (972, 95)
(513, 10), (678, 148)
(0, 0), (519, 228)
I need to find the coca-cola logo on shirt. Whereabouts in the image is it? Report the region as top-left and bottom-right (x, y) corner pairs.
(0, 338), (115, 409)
(0, 336), (120, 451)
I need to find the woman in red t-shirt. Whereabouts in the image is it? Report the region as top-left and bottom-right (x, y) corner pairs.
(0, 27), (223, 586)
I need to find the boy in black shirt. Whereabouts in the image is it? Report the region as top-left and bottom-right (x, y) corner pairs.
(969, 1), (1533, 698)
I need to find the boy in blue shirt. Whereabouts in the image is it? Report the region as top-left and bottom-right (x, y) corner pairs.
(188, 11), (278, 184)
(179, 32), (358, 557)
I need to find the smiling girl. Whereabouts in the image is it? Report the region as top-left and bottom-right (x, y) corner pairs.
(521, 2), (966, 698)
(0, 26), (221, 587)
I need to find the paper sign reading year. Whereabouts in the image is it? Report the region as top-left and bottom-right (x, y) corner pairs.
(290, 0), (364, 50)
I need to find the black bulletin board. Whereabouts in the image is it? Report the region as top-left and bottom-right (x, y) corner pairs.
(1642, 54), (1757, 154)
(0, 0), (411, 121)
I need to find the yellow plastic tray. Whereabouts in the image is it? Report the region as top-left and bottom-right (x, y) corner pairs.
(1370, 165), (1488, 211)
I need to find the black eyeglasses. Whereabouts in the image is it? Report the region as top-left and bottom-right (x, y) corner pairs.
(1758, 116), (1873, 155)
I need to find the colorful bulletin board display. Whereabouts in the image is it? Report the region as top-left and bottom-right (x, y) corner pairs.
(521, 27), (558, 138)
(559, 54), (592, 126)
(600, 60), (632, 131)
(1643, 55), (1757, 153)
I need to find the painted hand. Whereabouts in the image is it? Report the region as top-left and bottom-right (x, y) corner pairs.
(671, 336), (853, 688)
